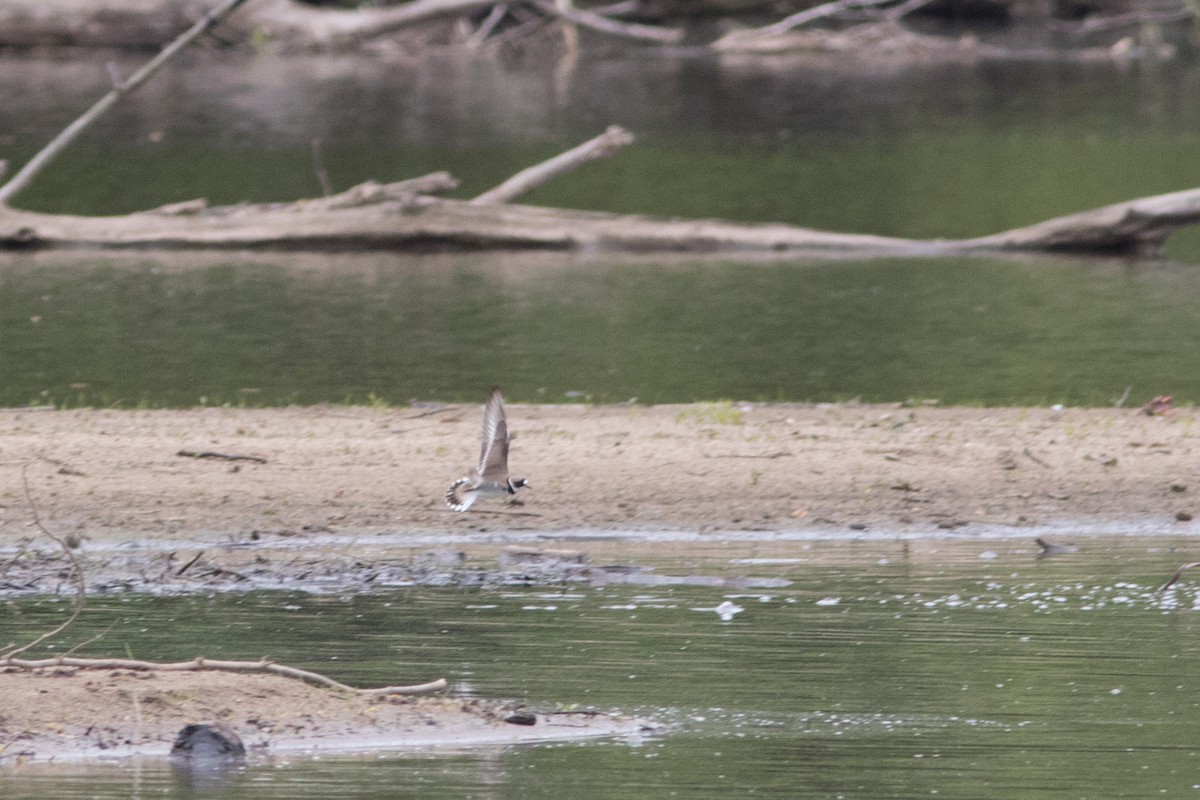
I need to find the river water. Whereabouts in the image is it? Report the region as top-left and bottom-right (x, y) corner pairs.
(5, 534), (1200, 798)
(2, 49), (1200, 408)
(3, 39), (1200, 797)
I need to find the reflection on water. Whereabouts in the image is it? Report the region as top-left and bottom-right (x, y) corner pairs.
(2, 251), (1199, 407)
(5, 536), (1200, 797)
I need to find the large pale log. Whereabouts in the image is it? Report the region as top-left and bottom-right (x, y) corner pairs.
(2, 182), (1197, 257)
(0, 197), (937, 254)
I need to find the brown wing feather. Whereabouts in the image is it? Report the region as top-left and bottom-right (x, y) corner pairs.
(477, 387), (510, 481)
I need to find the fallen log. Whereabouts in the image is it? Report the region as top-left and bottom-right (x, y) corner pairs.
(0, 0), (681, 51)
(2, 181), (1198, 257)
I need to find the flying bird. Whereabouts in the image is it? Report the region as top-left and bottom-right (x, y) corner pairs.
(446, 387), (529, 512)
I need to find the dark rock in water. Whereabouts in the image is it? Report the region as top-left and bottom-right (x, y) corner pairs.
(170, 722), (246, 760)
(504, 713), (538, 726)
(1035, 537), (1079, 557)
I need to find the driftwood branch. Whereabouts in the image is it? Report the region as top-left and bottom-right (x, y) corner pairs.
(527, 0), (684, 44)
(0, 655), (447, 696)
(0, 0), (679, 51)
(0, 460), (87, 661)
(1066, 8), (1194, 37)
(960, 185), (1200, 256)
(4, 176), (1200, 257)
(713, 0), (894, 49)
(177, 449), (268, 464)
(1157, 561), (1200, 593)
(299, 0), (500, 45)
(133, 173), (461, 219)
(467, 3), (509, 48)
(0, 0), (251, 206)
(472, 126), (634, 204)
(300, 173), (460, 211)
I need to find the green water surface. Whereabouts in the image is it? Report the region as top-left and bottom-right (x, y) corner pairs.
(3, 537), (1199, 797)
(1, 252), (1198, 407)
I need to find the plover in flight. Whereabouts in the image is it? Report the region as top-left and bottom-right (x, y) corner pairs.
(446, 387), (529, 512)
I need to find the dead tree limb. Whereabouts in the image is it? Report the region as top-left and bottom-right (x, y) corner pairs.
(471, 126), (635, 204)
(713, 0), (894, 49)
(134, 173), (461, 218)
(0, 0), (252, 207)
(1158, 561), (1200, 593)
(466, 3), (510, 47)
(177, 449), (268, 464)
(0, 655), (447, 696)
(297, 0), (500, 45)
(526, 0), (684, 44)
(300, 173), (460, 211)
(5, 176), (1200, 257)
(885, 0), (938, 19)
(1067, 8), (1194, 37)
(960, 185), (1200, 256)
(0, 460), (87, 661)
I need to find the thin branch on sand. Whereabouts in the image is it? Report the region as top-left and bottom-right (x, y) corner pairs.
(177, 449), (268, 464)
(0, 460), (87, 661)
(0, 655), (447, 696)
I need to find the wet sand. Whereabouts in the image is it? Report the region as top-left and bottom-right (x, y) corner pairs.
(1, 401), (1195, 547)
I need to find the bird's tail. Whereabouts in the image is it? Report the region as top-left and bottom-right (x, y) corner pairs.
(446, 478), (476, 512)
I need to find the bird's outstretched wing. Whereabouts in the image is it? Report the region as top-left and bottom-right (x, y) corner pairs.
(477, 387), (510, 481)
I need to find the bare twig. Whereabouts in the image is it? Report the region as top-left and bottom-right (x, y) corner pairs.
(0, 0), (252, 206)
(1065, 8), (1194, 36)
(467, 3), (508, 47)
(325, 0), (500, 44)
(61, 620), (119, 658)
(1158, 561), (1200, 593)
(589, 1), (643, 15)
(885, 0), (938, 20)
(527, 0), (684, 44)
(471, 125), (634, 204)
(0, 460), (87, 661)
(713, 0), (894, 47)
(177, 449), (268, 464)
(1022, 448), (1051, 469)
(176, 551), (205, 576)
(0, 655), (447, 696)
(299, 173), (459, 212)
